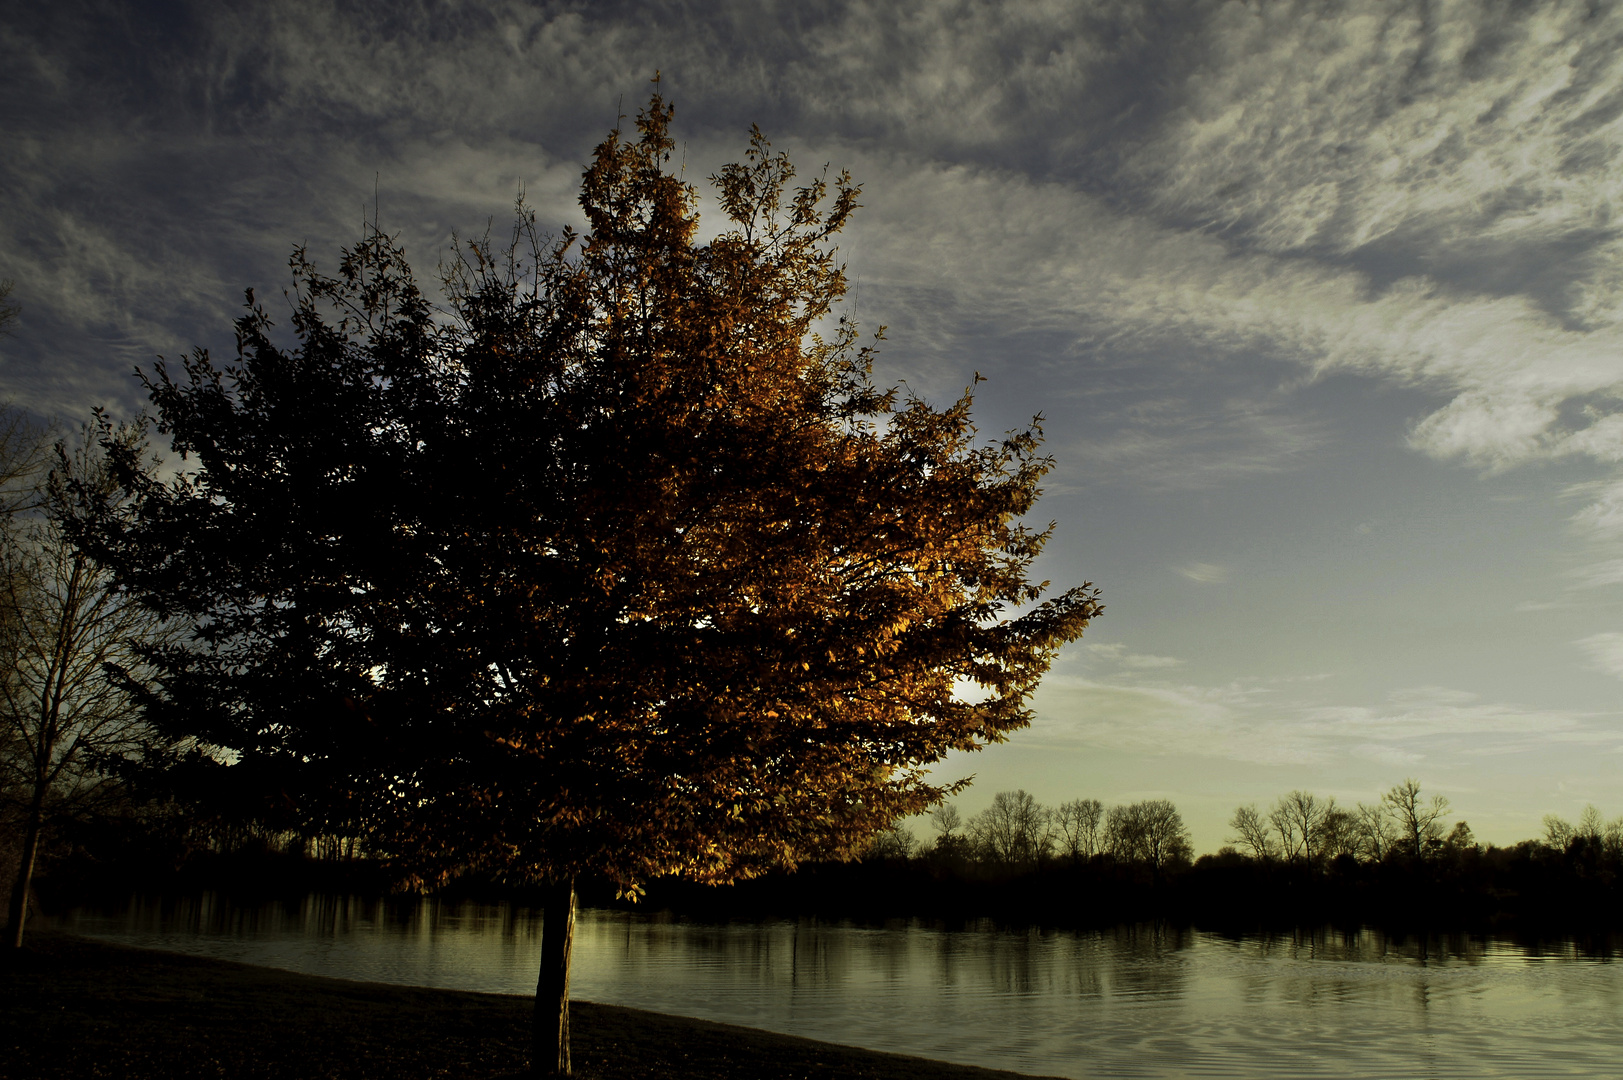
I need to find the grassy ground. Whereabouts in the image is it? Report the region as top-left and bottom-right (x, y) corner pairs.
(1, 933), (1063, 1080)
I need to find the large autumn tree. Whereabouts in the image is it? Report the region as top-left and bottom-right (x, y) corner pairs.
(79, 91), (1100, 1076)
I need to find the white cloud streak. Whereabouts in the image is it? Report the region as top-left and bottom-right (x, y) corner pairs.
(1175, 562), (1229, 585)
(1140, 3), (1623, 260)
(1082, 642), (1184, 670)
(1030, 675), (1619, 767)
(1577, 632), (1623, 679)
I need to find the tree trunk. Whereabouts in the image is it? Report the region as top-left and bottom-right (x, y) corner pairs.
(533, 877), (577, 1077)
(6, 796), (44, 949)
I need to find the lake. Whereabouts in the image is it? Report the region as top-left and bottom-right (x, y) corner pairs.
(49, 895), (1623, 1078)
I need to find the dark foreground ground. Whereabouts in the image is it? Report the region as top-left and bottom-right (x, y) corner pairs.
(0, 933), (1062, 1080)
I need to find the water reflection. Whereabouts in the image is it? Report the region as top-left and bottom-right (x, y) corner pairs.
(51, 897), (1623, 1080)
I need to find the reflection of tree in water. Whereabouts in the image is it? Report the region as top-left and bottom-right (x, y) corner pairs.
(1042, 932), (1122, 1001)
(918, 921), (1043, 998)
(1049, 933), (1108, 1000)
(1240, 925), (1489, 966)
(925, 921), (1197, 1004)
(784, 920), (854, 989)
(656, 918), (857, 990)
(914, 921), (1091, 1001)
(856, 919), (916, 986)
(1216, 923), (1507, 1029)
(1104, 922), (1191, 1001)
(118, 891), (340, 939)
(982, 928), (1043, 996)
(1516, 931), (1622, 961)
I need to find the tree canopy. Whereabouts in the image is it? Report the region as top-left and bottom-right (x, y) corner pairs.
(78, 91), (1100, 1071)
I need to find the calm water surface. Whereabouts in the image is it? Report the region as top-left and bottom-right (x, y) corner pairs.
(51, 895), (1623, 1079)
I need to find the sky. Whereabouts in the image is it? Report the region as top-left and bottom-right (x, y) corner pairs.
(6, 0), (1623, 853)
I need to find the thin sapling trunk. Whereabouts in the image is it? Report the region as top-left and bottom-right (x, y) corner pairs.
(6, 794), (44, 948)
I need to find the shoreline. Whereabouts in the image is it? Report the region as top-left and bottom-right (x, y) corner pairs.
(0, 932), (1067, 1080)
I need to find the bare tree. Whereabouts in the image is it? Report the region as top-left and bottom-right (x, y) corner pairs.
(929, 803), (978, 862)
(1104, 803), (1137, 859)
(0, 406), (48, 900)
(1578, 805), (1606, 841)
(1272, 791), (1339, 865)
(863, 824), (917, 861)
(1105, 799), (1191, 873)
(1354, 801), (1397, 862)
(1546, 806), (1617, 854)
(969, 789), (1052, 868)
(1228, 803), (1274, 860)
(2, 424), (168, 947)
(1543, 813), (1577, 851)
(1269, 800), (1303, 861)
(1052, 797), (1103, 862)
(0, 407), (48, 521)
(928, 802), (972, 859)
(1319, 805), (1358, 862)
(1137, 799), (1192, 873)
(1382, 779), (1450, 859)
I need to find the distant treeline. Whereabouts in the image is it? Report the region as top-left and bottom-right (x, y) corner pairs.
(861, 779), (1622, 882)
(21, 780), (1623, 936)
(874, 789), (1194, 874)
(626, 781), (1623, 934)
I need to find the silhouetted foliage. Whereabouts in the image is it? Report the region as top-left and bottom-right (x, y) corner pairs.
(70, 89), (1099, 1075)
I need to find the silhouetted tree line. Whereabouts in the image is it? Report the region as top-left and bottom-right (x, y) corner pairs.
(17, 771), (1623, 935)
(1224, 780), (1472, 866)
(598, 782), (1623, 933)
(863, 789), (1192, 878)
(1184, 788), (1623, 933)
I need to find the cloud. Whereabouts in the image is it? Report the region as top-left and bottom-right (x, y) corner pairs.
(1055, 390), (1328, 492)
(1120, 653), (1185, 671)
(1136, 2), (1623, 264)
(1082, 642), (1184, 670)
(1515, 599), (1577, 613)
(1577, 632), (1623, 679)
(10, 0), (1623, 489)
(833, 144), (1623, 485)
(1120, 0), (1623, 475)
(1029, 675), (1618, 767)
(1298, 692), (1611, 759)
(1566, 480), (1623, 540)
(1031, 675), (1318, 766)
(1565, 554), (1623, 590)
(1175, 562), (1229, 584)
(814, 2), (1623, 482)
